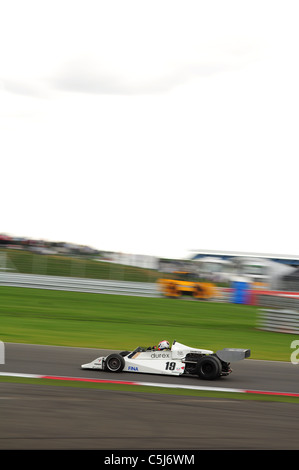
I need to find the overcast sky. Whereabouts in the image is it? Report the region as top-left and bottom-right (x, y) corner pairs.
(1, 0), (299, 259)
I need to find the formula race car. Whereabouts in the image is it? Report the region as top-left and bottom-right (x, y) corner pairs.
(81, 340), (251, 380)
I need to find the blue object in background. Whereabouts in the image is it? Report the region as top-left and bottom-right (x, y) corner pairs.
(231, 278), (250, 304)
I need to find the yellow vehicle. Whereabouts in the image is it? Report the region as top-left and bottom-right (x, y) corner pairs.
(158, 271), (216, 300)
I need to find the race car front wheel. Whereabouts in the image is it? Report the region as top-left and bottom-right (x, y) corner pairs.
(196, 355), (221, 380)
(105, 353), (125, 373)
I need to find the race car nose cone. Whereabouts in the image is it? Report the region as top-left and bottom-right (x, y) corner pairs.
(81, 362), (91, 369)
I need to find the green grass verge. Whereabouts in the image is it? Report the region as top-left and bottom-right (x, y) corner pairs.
(0, 286), (297, 361)
(1, 375), (299, 403)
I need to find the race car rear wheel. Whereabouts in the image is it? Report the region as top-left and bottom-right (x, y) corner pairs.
(105, 353), (125, 373)
(196, 355), (222, 380)
(193, 284), (204, 299)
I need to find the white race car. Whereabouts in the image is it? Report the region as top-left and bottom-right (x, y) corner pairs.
(81, 340), (250, 380)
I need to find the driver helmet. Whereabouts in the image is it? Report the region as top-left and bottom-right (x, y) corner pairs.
(158, 340), (170, 351)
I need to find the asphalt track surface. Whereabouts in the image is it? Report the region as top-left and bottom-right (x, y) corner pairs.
(1, 343), (299, 450)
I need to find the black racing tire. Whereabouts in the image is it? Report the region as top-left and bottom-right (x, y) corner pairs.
(196, 355), (222, 380)
(193, 286), (204, 300)
(105, 353), (125, 372)
(165, 282), (179, 298)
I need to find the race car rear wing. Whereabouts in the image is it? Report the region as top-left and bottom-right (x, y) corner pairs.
(216, 348), (251, 362)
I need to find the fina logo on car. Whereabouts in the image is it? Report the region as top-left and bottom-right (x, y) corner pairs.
(128, 366), (139, 371)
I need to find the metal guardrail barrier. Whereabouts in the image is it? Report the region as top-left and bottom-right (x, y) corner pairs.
(257, 308), (299, 334)
(257, 293), (299, 334)
(0, 273), (229, 302)
(0, 273), (160, 297)
(258, 293), (299, 310)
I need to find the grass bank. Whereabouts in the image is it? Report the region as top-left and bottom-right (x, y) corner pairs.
(1, 248), (163, 282)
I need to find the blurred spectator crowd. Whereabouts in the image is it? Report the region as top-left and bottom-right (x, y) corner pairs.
(0, 233), (99, 256)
